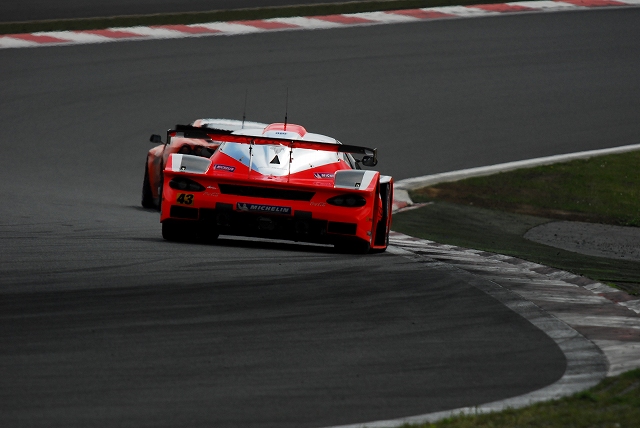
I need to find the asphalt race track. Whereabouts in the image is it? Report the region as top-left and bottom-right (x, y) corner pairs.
(1, 8), (639, 428)
(2, 0), (372, 23)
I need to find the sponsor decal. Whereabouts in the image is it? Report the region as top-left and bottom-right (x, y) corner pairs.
(214, 164), (235, 172)
(204, 185), (219, 197)
(314, 172), (334, 179)
(237, 203), (292, 215)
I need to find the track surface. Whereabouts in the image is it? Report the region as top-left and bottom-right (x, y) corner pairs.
(1, 0), (371, 23)
(1, 8), (638, 427)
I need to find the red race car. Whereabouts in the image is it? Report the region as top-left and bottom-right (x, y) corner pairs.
(145, 119), (393, 253)
(142, 119), (268, 208)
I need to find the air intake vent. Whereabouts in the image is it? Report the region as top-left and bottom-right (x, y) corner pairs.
(170, 205), (198, 220)
(219, 184), (315, 201)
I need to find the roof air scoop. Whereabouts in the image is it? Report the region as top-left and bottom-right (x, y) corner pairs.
(263, 123), (307, 140)
(270, 155), (280, 164)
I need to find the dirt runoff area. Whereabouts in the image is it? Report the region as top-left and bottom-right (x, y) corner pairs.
(525, 221), (640, 262)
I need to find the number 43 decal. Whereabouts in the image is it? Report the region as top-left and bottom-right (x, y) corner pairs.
(176, 193), (194, 205)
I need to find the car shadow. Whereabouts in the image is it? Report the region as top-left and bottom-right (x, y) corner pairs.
(128, 205), (374, 255)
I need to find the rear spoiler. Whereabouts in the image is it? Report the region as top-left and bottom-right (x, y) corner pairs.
(166, 124), (233, 141)
(167, 124), (378, 164)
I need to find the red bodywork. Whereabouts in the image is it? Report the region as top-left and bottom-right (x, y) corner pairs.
(145, 136), (220, 207)
(147, 121), (393, 252)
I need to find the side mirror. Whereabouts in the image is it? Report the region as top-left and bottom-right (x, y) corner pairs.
(149, 134), (163, 144)
(361, 155), (377, 167)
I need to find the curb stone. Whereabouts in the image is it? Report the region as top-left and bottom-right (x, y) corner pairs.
(386, 232), (640, 376)
(1, 1), (639, 49)
(324, 232), (613, 428)
(324, 232), (638, 427)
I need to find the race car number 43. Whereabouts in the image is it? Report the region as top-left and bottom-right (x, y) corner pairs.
(176, 193), (194, 205)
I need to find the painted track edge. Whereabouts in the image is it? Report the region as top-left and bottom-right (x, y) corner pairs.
(323, 240), (608, 428)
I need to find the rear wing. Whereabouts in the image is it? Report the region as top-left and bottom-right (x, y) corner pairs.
(166, 124), (233, 142)
(166, 125), (378, 165)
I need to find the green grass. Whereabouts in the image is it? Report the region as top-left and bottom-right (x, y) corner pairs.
(392, 150), (640, 295)
(1, 0), (504, 35)
(402, 368), (640, 428)
(410, 151), (640, 227)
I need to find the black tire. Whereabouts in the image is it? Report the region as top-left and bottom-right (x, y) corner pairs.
(157, 172), (164, 212)
(162, 221), (184, 242)
(334, 239), (371, 254)
(370, 220), (390, 254)
(141, 160), (156, 209)
(371, 182), (391, 252)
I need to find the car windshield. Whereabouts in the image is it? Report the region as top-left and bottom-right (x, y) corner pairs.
(218, 142), (341, 176)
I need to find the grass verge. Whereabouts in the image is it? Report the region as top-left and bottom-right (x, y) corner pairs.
(403, 368), (640, 428)
(392, 150), (640, 295)
(1, 0), (502, 35)
(410, 151), (640, 227)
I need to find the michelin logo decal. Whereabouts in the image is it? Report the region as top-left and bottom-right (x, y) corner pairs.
(314, 173), (334, 179)
(215, 164), (236, 172)
(237, 203), (292, 215)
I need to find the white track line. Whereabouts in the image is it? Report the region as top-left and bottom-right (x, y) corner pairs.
(117, 26), (188, 39)
(426, 6), (501, 16)
(0, 37), (38, 48)
(195, 22), (265, 34)
(348, 11), (421, 22)
(32, 31), (113, 43)
(510, 0), (584, 9)
(269, 17), (345, 29)
(394, 143), (640, 191)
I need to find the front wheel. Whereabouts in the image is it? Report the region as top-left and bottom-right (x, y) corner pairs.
(369, 245), (388, 254)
